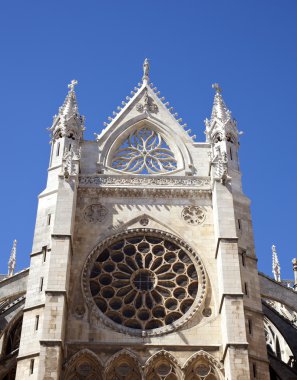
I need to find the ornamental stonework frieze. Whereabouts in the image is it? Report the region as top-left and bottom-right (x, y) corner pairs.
(182, 206), (206, 226)
(79, 175), (211, 188)
(79, 187), (212, 200)
(84, 203), (108, 223)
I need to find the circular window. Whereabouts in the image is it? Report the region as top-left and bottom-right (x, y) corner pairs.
(83, 229), (207, 336)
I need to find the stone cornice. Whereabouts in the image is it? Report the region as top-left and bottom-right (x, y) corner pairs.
(215, 237), (238, 259)
(66, 341), (221, 351)
(78, 175), (211, 199)
(23, 302), (45, 312)
(79, 175), (211, 189)
(221, 343), (249, 362)
(80, 187), (212, 199)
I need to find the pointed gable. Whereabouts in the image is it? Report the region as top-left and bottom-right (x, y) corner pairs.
(95, 60), (195, 175)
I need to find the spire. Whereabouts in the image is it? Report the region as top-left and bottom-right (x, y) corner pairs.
(210, 83), (232, 124)
(8, 239), (17, 277)
(59, 79), (79, 119)
(272, 245), (281, 282)
(49, 80), (85, 141)
(142, 58), (150, 84)
(204, 83), (238, 146)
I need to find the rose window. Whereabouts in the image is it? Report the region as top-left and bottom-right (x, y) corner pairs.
(83, 229), (206, 336)
(111, 128), (177, 174)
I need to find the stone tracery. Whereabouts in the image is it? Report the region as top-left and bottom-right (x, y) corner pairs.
(182, 206), (206, 225)
(111, 128), (177, 174)
(63, 349), (222, 380)
(144, 350), (182, 380)
(64, 349), (103, 380)
(105, 349), (142, 380)
(83, 229), (207, 337)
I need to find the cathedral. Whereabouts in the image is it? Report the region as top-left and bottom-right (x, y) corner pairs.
(0, 60), (296, 380)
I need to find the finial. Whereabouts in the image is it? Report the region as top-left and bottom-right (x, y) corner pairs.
(212, 83), (222, 94)
(68, 79), (78, 92)
(8, 239), (17, 277)
(272, 244), (281, 282)
(142, 58), (150, 84)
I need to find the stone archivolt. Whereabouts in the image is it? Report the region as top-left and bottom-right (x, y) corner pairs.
(105, 349), (142, 380)
(63, 349), (104, 380)
(64, 349), (222, 380)
(82, 228), (207, 337)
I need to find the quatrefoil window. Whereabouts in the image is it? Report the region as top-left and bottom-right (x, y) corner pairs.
(111, 128), (177, 174)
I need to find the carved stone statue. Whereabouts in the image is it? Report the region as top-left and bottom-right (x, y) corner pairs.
(143, 58), (150, 82)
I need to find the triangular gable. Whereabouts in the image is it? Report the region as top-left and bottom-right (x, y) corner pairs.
(95, 82), (194, 145)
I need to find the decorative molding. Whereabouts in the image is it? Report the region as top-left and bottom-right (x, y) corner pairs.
(63, 348), (104, 373)
(39, 339), (63, 347)
(182, 206), (206, 225)
(104, 348), (143, 378)
(79, 176), (211, 199)
(145, 349), (181, 368)
(79, 187), (211, 199)
(79, 175), (211, 188)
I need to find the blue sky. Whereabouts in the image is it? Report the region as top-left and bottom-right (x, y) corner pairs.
(0, 1), (296, 281)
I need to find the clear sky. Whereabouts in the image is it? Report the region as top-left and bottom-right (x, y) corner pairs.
(0, 1), (296, 281)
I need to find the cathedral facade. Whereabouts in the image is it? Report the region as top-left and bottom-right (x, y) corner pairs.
(0, 61), (296, 380)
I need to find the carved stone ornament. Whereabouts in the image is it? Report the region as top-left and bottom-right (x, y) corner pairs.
(202, 307), (212, 317)
(136, 91), (158, 114)
(84, 203), (108, 223)
(82, 228), (207, 337)
(74, 305), (86, 318)
(79, 187), (212, 200)
(182, 206), (206, 225)
(79, 175), (211, 188)
(139, 217), (149, 226)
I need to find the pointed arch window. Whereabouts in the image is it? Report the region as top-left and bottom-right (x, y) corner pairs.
(111, 127), (177, 174)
